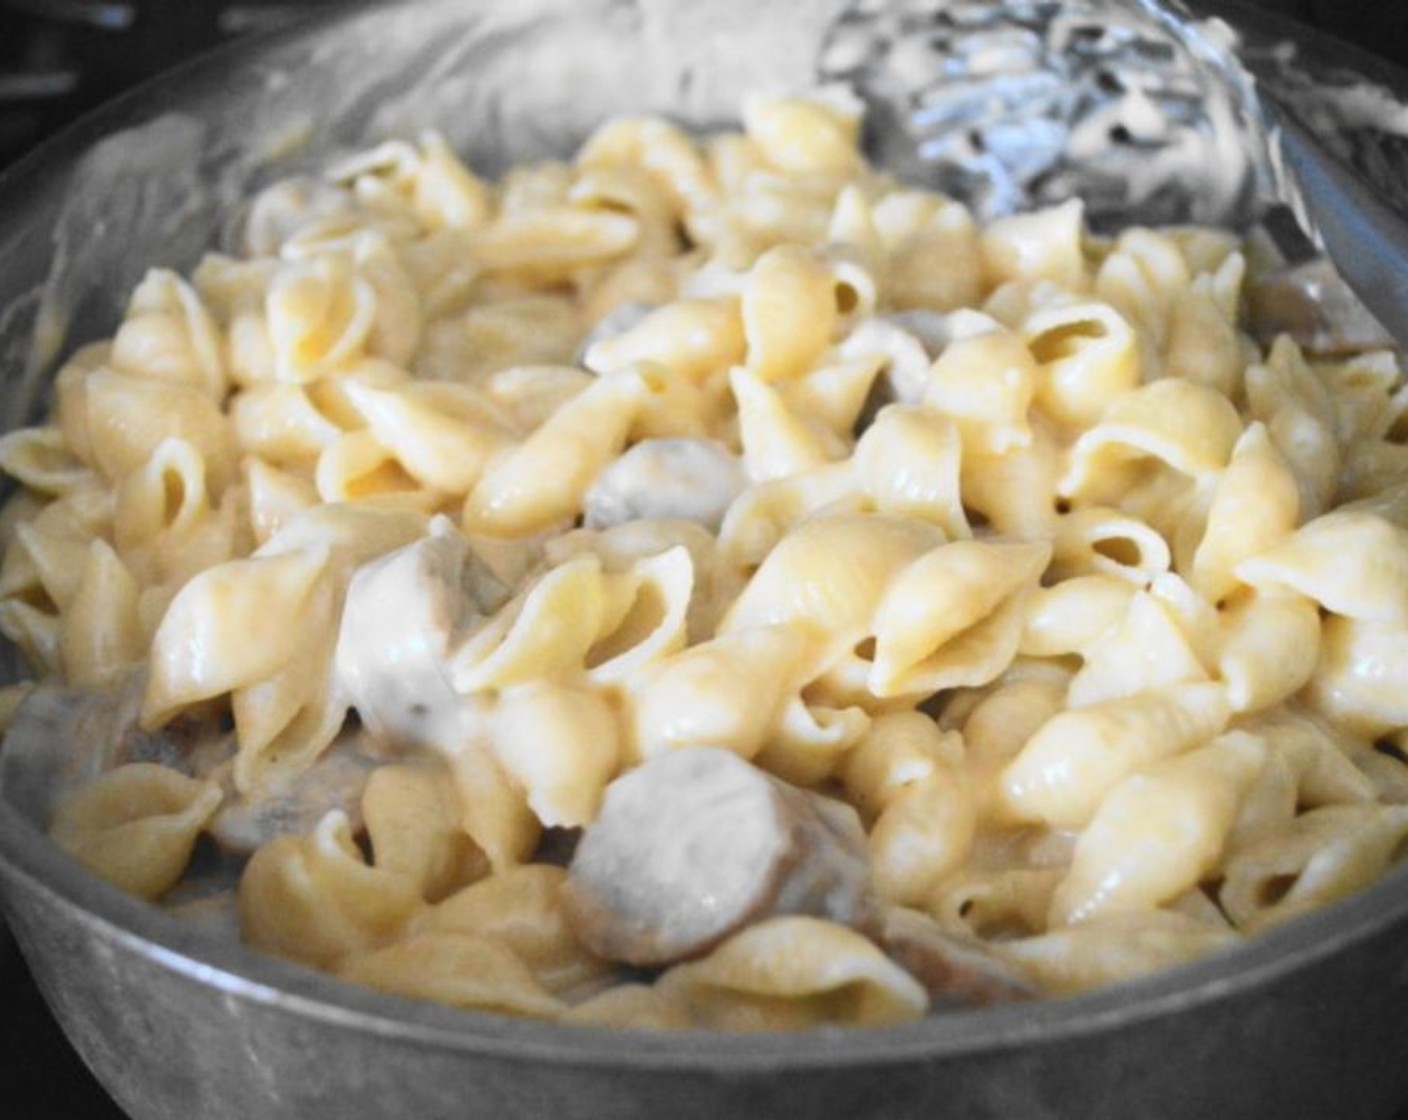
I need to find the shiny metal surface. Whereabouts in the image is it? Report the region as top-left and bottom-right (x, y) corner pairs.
(1272, 109), (1408, 347)
(2, 2), (1408, 1118)
(6, 790), (1408, 1119)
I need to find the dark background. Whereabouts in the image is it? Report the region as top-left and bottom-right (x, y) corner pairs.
(1253, 0), (1408, 65)
(1, 0), (1407, 1117)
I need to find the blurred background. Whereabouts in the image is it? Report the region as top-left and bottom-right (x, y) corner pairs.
(1, 0), (1407, 1116)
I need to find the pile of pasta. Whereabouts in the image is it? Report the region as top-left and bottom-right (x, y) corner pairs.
(3, 89), (1408, 1032)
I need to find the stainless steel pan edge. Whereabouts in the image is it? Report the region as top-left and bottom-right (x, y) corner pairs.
(1, 1), (1407, 1117)
(5, 794), (1408, 1119)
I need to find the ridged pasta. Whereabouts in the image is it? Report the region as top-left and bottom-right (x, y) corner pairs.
(239, 810), (423, 969)
(50, 762), (222, 900)
(982, 199), (1087, 291)
(1048, 732), (1266, 925)
(362, 762), (487, 903)
(997, 911), (1236, 996)
(110, 269), (227, 400)
(1244, 337), (1341, 521)
(1024, 299), (1139, 430)
(338, 931), (564, 1018)
(143, 545), (332, 729)
(412, 864), (610, 997)
(655, 916), (928, 1031)
(1237, 510), (1408, 625)
(999, 683), (1232, 829)
(1067, 588), (1210, 707)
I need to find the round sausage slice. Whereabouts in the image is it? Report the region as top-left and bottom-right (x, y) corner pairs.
(335, 519), (507, 751)
(563, 746), (873, 968)
(582, 438), (746, 533)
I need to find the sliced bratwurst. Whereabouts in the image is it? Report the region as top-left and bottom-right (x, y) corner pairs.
(335, 519), (508, 751)
(562, 746), (875, 968)
(582, 438), (747, 533)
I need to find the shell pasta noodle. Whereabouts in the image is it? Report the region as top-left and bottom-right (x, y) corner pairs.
(5, 89), (1408, 1032)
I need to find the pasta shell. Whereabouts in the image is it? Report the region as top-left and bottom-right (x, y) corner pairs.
(340, 931), (564, 1018)
(1220, 804), (1408, 932)
(1059, 379), (1243, 503)
(853, 405), (970, 539)
(869, 539), (1051, 698)
(741, 245), (837, 383)
(1024, 300), (1138, 430)
(1236, 510), (1408, 624)
(1048, 733), (1266, 925)
(1306, 614), (1408, 738)
(656, 916), (927, 1031)
(723, 513), (944, 651)
(142, 545), (331, 727)
(997, 911), (1237, 996)
(999, 682), (1231, 829)
(491, 682), (621, 828)
(921, 326), (1037, 455)
(239, 810), (422, 968)
(1189, 421), (1301, 604)
(50, 763), (221, 901)
(363, 762), (487, 902)
(414, 864), (609, 996)
(1067, 590), (1208, 708)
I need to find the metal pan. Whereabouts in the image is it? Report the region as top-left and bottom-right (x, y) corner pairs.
(1, 2), (1407, 1117)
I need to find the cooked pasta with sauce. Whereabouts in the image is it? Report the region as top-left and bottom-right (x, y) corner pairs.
(1, 89), (1407, 1031)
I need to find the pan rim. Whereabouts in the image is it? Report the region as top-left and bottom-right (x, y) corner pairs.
(4, 789), (1408, 1071)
